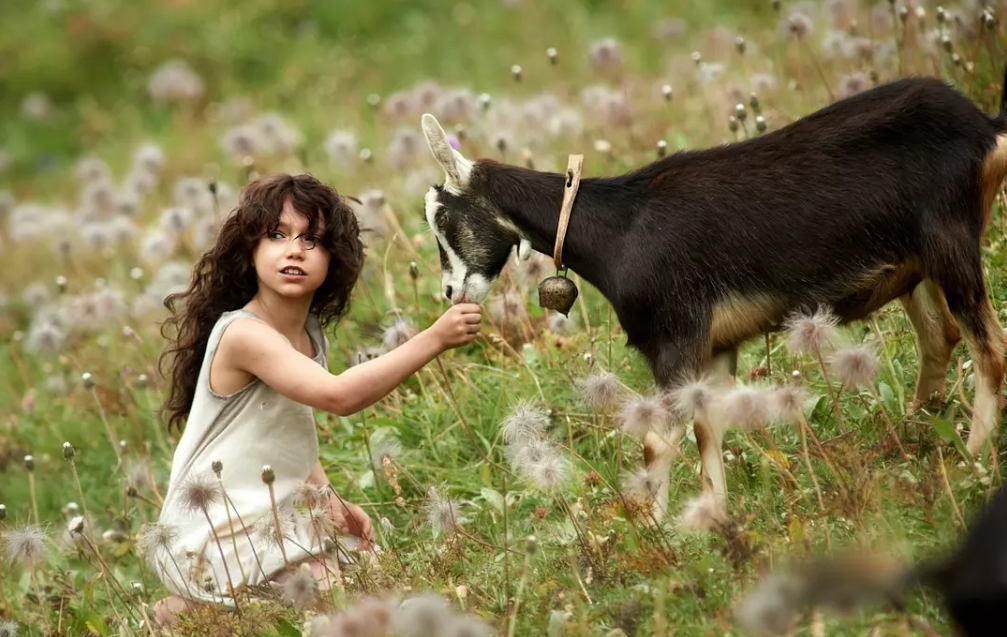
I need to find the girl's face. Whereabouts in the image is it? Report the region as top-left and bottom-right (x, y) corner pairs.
(252, 199), (331, 300)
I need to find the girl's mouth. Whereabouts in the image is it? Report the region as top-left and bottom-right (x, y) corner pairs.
(280, 266), (306, 278)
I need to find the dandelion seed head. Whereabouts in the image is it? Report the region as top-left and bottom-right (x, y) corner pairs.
(622, 468), (658, 505)
(4, 524), (48, 565)
(720, 385), (772, 430)
(67, 515), (85, 535)
(393, 593), (453, 636)
(426, 486), (463, 536)
(526, 454), (571, 493)
(619, 393), (670, 438)
(669, 379), (716, 419)
(136, 522), (179, 558)
(0, 620), (17, 637)
(830, 345), (879, 387)
(282, 566), (319, 610)
(500, 399), (549, 445)
(769, 384), (807, 424)
(178, 470), (221, 515)
(734, 570), (806, 635)
(785, 307), (838, 354)
(676, 491), (727, 533)
(576, 371), (621, 409)
(382, 316), (417, 351)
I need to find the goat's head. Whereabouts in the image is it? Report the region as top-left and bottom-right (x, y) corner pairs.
(421, 113), (532, 304)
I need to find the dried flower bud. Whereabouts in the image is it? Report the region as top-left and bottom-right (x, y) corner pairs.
(212, 460), (223, 477)
(359, 148), (372, 163)
(942, 35), (953, 52)
(261, 465), (275, 485)
(735, 103), (748, 121)
(898, 6), (909, 22)
(735, 36), (746, 55)
(547, 47), (558, 64)
(936, 6), (948, 23)
(750, 92), (761, 112)
(129, 267), (143, 281)
(409, 261), (419, 281)
(756, 115), (767, 133)
(983, 11), (997, 30)
(0, 504), (6, 521)
(81, 372), (95, 389)
(56, 275), (67, 293)
(662, 84), (673, 102)
(952, 52), (962, 66)
(657, 140), (668, 158)
(526, 534), (537, 555)
(454, 123), (467, 140)
(69, 516), (85, 534)
(691, 51), (702, 65)
(479, 93), (492, 110)
(137, 373), (149, 388)
(63, 441), (75, 460)
(131, 582), (145, 594)
(772, 0), (780, 12)
(728, 115), (739, 133)
(127, 485), (138, 498)
(23, 455), (34, 471)
(367, 93), (381, 108)
(511, 64), (522, 81)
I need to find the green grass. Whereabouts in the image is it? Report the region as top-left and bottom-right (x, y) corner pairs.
(2, 0), (1007, 635)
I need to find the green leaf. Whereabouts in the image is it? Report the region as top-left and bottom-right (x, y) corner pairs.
(931, 413), (970, 460)
(276, 619), (302, 637)
(84, 612), (109, 637)
(878, 382), (898, 417)
(480, 487), (504, 513)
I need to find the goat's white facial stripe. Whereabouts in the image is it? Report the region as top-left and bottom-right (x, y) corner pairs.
(424, 188), (469, 300)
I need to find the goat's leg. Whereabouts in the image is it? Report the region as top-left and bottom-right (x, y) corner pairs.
(644, 334), (734, 522)
(933, 256), (1007, 458)
(900, 279), (962, 409)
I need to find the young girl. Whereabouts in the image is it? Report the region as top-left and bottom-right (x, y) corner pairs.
(151, 172), (482, 626)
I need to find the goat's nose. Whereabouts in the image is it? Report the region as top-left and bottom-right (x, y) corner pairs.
(444, 285), (453, 301)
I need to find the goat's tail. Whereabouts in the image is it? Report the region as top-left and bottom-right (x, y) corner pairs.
(733, 549), (940, 635)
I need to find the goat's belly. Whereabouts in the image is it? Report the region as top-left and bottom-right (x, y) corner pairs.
(708, 258), (923, 350)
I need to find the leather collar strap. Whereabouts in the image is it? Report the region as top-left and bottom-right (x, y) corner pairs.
(553, 154), (585, 271)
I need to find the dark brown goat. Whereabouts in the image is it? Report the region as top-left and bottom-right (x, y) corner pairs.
(420, 70), (1007, 520)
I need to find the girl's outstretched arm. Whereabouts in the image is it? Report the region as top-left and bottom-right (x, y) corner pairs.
(220, 303), (482, 417)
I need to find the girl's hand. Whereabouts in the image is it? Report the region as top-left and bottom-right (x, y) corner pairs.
(431, 303), (483, 350)
(332, 500), (375, 550)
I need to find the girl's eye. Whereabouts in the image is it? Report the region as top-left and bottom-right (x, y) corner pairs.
(270, 232), (284, 240)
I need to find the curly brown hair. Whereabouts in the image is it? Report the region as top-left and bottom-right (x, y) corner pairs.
(157, 172), (364, 433)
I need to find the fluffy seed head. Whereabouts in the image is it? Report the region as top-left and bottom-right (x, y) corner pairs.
(619, 393), (671, 438)
(500, 400), (549, 445)
(67, 516), (85, 535)
(830, 345), (879, 387)
(718, 386), (772, 430)
(282, 567), (319, 610)
(734, 570), (806, 634)
(426, 486), (463, 536)
(676, 491), (727, 534)
(785, 307), (838, 354)
(525, 454), (571, 493)
(769, 385), (807, 425)
(179, 470), (221, 515)
(576, 371), (622, 409)
(0, 620), (17, 637)
(669, 379), (716, 419)
(4, 524), (47, 565)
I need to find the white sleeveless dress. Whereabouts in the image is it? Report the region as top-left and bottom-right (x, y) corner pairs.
(153, 308), (358, 606)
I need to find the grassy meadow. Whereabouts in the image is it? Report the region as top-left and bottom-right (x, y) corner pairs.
(2, 0), (1007, 635)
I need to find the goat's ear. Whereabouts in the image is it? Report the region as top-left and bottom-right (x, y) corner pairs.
(421, 113), (472, 188)
(518, 238), (532, 261)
